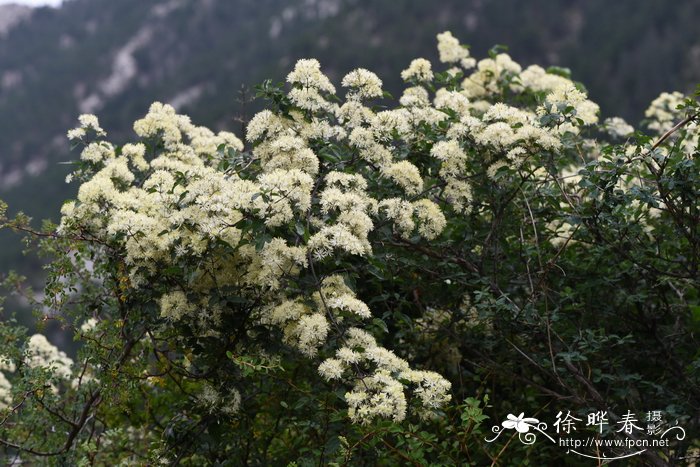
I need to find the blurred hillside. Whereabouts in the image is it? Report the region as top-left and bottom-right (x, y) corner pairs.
(2, 0), (700, 276)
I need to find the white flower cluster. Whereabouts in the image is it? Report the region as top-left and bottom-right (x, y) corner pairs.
(287, 58), (337, 112)
(159, 291), (196, 321)
(67, 113), (106, 141)
(401, 58), (434, 83)
(461, 53), (522, 99)
(196, 383), (242, 416)
(539, 83), (600, 132)
(519, 65), (571, 92)
(342, 68), (383, 100)
(437, 31), (476, 69)
(455, 50), (600, 141)
(644, 92), (700, 154)
(604, 116), (635, 138)
(645, 91), (685, 134)
(382, 160), (424, 195)
(430, 140), (472, 212)
(0, 333), (77, 408)
(80, 317), (99, 333)
(252, 238), (308, 290)
(266, 276), (373, 357)
(26, 334), (74, 380)
(378, 197), (446, 240)
(0, 371), (11, 409)
(269, 303), (326, 357)
(318, 327), (451, 424)
(60, 91), (453, 423)
(643, 91), (699, 155)
(316, 275), (372, 319)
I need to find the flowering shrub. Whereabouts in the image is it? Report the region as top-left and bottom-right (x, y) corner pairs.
(0, 31), (699, 464)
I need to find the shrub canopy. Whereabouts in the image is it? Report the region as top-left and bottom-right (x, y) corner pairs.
(0, 31), (698, 465)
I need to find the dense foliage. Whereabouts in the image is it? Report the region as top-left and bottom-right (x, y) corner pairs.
(0, 31), (699, 465)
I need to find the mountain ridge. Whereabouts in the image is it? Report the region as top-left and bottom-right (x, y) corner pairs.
(0, 4), (32, 35)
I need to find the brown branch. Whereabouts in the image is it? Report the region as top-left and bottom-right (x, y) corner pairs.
(650, 112), (698, 153)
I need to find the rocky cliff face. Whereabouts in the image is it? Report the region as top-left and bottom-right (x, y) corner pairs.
(0, 4), (32, 36)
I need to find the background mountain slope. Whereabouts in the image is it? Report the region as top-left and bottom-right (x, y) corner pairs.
(2, 0), (700, 275)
